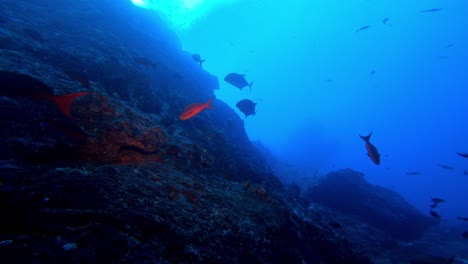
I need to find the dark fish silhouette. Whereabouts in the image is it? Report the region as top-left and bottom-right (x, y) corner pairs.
(355, 25), (371, 32)
(464, 170), (467, 175)
(382, 17), (390, 24)
(437, 164), (454, 170)
(236, 99), (256, 118)
(456, 152), (468, 158)
(462, 232), (468, 239)
(370, 70), (376, 75)
(191, 53), (205, 67)
(224, 73), (253, 92)
(420, 8), (442, 12)
(457, 217), (468, 221)
(134, 57), (159, 69)
(359, 132), (381, 165)
(406, 171), (421, 175)
(430, 210), (441, 219)
(0, 71), (89, 118)
(432, 198), (445, 203)
(444, 44), (455, 49)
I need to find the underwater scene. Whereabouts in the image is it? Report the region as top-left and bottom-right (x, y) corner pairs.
(0, 0), (467, 263)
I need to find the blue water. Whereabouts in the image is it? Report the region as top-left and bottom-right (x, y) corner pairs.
(133, 0), (468, 226)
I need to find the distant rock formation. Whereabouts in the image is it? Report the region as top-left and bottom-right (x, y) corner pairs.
(303, 169), (435, 241)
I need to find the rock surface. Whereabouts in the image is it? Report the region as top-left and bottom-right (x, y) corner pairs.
(303, 169), (435, 241)
(0, 1), (440, 263)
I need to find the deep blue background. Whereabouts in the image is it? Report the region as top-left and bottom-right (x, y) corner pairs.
(133, 0), (468, 226)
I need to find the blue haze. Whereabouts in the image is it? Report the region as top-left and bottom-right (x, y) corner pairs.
(134, 1), (468, 226)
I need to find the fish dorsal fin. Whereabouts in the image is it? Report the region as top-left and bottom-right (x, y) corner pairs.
(184, 103), (203, 111)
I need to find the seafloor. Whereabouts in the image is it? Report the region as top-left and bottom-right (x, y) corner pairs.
(0, 1), (466, 263)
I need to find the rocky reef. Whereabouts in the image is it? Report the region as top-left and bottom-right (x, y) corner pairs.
(302, 169), (435, 241)
(0, 0), (440, 263)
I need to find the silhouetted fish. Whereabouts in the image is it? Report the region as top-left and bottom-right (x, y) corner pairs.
(134, 57), (159, 69)
(192, 53), (205, 67)
(406, 171), (421, 175)
(420, 8), (442, 12)
(456, 152), (468, 158)
(224, 73), (253, 92)
(382, 17), (390, 24)
(437, 164), (454, 170)
(355, 25), (370, 32)
(370, 70), (376, 75)
(444, 44), (455, 49)
(236, 99), (256, 118)
(462, 232), (468, 239)
(0, 71), (89, 118)
(456, 216), (468, 221)
(359, 132), (381, 165)
(432, 198), (445, 203)
(430, 210), (441, 219)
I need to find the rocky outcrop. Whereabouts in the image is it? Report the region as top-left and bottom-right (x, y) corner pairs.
(0, 0), (377, 263)
(303, 169), (435, 241)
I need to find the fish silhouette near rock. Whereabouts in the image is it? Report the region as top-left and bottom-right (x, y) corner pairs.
(236, 99), (256, 118)
(191, 53), (205, 67)
(359, 132), (381, 165)
(224, 73), (253, 93)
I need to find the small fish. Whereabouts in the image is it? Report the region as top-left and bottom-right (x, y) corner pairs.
(134, 57), (159, 69)
(224, 73), (254, 93)
(0, 71), (89, 118)
(462, 232), (468, 239)
(370, 70), (376, 75)
(456, 152), (468, 158)
(191, 53), (205, 67)
(420, 8), (442, 13)
(464, 170), (467, 175)
(430, 210), (441, 219)
(437, 164), (454, 170)
(406, 171), (421, 175)
(329, 222), (342, 229)
(355, 25), (371, 32)
(456, 217), (468, 221)
(179, 98), (214, 120)
(444, 44), (455, 49)
(382, 17), (390, 24)
(236, 99), (257, 118)
(359, 132), (381, 165)
(432, 198), (445, 203)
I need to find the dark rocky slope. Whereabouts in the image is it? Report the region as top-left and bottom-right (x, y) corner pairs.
(0, 0), (435, 263)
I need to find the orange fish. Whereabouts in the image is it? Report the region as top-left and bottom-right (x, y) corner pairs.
(360, 132), (381, 165)
(179, 98), (213, 120)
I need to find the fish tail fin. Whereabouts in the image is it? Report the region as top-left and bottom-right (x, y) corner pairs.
(359, 132), (372, 142)
(200, 60), (205, 67)
(205, 97), (214, 109)
(50, 92), (90, 118)
(249, 81), (254, 93)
